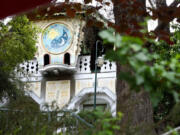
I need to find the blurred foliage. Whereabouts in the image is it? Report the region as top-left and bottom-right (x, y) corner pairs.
(0, 102), (123, 135)
(64, 109), (122, 135)
(99, 27), (180, 133)
(0, 101), (71, 135)
(166, 126), (180, 135)
(153, 92), (174, 122)
(99, 28), (180, 107)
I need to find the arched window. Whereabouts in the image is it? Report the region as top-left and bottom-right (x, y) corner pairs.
(64, 53), (70, 65)
(44, 54), (50, 66)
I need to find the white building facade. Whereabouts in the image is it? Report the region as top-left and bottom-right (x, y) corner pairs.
(17, 14), (117, 115)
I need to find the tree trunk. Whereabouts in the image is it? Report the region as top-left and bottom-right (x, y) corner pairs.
(113, 1), (157, 134)
(116, 64), (156, 135)
(154, 0), (170, 40)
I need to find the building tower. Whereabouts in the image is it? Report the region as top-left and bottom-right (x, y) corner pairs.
(18, 6), (117, 115)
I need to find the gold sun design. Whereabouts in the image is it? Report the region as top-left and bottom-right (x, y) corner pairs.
(48, 29), (59, 39)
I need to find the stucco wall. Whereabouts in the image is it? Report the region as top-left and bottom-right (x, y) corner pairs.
(27, 82), (41, 98)
(45, 80), (70, 108)
(34, 18), (85, 67)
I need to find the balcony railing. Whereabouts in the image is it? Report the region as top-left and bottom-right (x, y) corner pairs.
(76, 56), (116, 74)
(16, 55), (116, 77)
(15, 60), (40, 77)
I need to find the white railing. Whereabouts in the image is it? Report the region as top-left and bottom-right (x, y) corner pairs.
(76, 56), (91, 73)
(15, 60), (41, 77)
(76, 55), (116, 73)
(100, 59), (116, 73)
(16, 55), (116, 76)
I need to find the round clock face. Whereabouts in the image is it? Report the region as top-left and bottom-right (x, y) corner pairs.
(42, 23), (72, 54)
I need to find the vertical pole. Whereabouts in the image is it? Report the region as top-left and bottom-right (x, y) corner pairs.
(94, 40), (99, 110)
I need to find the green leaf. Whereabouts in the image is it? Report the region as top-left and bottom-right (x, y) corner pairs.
(115, 34), (122, 47)
(130, 44), (142, 52)
(172, 91), (179, 102)
(99, 29), (115, 43)
(135, 74), (144, 85)
(134, 52), (149, 62)
(122, 36), (143, 45)
(149, 67), (155, 77)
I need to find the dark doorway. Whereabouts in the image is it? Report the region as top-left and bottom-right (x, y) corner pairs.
(64, 53), (70, 65)
(44, 54), (50, 66)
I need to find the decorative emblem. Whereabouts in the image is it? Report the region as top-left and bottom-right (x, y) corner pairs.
(42, 23), (72, 54)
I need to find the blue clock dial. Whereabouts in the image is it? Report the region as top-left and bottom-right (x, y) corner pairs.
(42, 23), (72, 54)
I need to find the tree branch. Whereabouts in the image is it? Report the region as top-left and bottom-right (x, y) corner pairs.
(156, 0), (167, 7)
(161, 126), (180, 135)
(169, 0), (180, 7)
(148, 0), (156, 9)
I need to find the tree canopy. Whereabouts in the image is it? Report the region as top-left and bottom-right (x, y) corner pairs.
(0, 15), (38, 72)
(0, 15), (38, 100)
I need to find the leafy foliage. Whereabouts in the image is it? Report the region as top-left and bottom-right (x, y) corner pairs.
(0, 101), (71, 135)
(0, 70), (21, 101)
(0, 15), (38, 72)
(99, 28), (180, 107)
(0, 103), (123, 135)
(0, 15), (38, 101)
(65, 109), (122, 135)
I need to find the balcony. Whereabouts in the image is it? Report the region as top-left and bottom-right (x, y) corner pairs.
(17, 55), (116, 78)
(76, 56), (116, 74)
(39, 64), (76, 75)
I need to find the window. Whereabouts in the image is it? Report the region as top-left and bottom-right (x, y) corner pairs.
(64, 53), (70, 65)
(44, 54), (50, 66)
